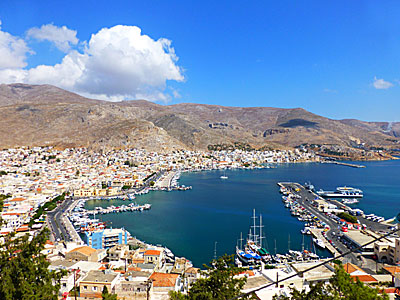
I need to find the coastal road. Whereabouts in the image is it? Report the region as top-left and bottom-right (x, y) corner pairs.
(281, 183), (359, 264)
(47, 197), (75, 242)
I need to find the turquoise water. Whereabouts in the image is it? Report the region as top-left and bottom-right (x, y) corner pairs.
(85, 160), (400, 267)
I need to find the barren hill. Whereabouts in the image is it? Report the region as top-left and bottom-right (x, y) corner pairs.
(0, 83), (399, 153)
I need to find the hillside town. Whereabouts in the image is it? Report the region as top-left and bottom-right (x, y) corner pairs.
(0, 146), (319, 299)
(0, 146), (399, 299)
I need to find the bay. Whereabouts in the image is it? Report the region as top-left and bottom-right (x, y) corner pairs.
(85, 159), (400, 267)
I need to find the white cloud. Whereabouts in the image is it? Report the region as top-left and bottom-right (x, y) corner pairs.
(0, 24), (184, 102)
(27, 24), (78, 52)
(373, 76), (393, 90)
(0, 24), (31, 69)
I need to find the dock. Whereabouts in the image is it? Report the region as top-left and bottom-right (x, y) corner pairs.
(86, 204), (151, 215)
(321, 161), (366, 168)
(309, 228), (341, 257)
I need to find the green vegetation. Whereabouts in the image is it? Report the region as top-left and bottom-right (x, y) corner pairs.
(0, 201), (65, 299)
(121, 185), (131, 190)
(102, 286), (117, 300)
(337, 212), (358, 224)
(169, 254), (252, 300)
(0, 228), (66, 300)
(273, 265), (389, 300)
(29, 193), (65, 227)
(149, 181), (155, 187)
(0, 170), (7, 176)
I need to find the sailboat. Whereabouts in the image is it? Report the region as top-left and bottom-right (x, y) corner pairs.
(220, 168), (228, 179)
(235, 209), (271, 266)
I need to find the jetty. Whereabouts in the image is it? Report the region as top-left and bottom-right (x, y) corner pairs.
(321, 161), (366, 168)
(86, 203), (151, 215)
(309, 228), (340, 257)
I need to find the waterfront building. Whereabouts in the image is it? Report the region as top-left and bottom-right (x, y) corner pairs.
(83, 228), (129, 250)
(374, 238), (400, 265)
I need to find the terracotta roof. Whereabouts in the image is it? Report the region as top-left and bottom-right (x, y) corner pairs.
(383, 266), (400, 275)
(144, 250), (161, 256)
(68, 246), (96, 256)
(343, 263), (364, 274)
(351, 274), (377, 283)
(149, 272), (179, 287)
(10, 198), (25, 202)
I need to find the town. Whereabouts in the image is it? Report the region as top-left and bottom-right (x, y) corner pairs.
(0, 146), (399, 299)
(0, 146), (322, 299)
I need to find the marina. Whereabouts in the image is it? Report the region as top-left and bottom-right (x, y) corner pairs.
(84, 160), (400, 267)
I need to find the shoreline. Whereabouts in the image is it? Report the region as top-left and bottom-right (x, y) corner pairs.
(79, 160), (398, 267)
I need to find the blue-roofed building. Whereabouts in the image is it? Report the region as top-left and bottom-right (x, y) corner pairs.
(83, 228), (129, 250)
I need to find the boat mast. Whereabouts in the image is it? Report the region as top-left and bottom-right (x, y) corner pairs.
(301, 234), (304, 252)
(239, 232), (243, 250)
(288, 234), (291, 252)
(259, 214), (265, 248)
(252, 209), (258, 244)
(274, 239), (277, 255)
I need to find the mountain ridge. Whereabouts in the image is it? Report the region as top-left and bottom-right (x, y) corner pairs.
(0, 83), (399, 155)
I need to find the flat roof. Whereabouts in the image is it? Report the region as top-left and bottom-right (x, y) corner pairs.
(343, 231), (376, 247)
(81, 270), (118, 283)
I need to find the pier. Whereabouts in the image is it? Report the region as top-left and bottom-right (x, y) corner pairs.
(309, 228), (340, 257)
(321, 161), (366, 168)
(85, 203), (151, 215)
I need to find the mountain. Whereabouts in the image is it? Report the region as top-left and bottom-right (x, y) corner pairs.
(0, 83), (399, 154)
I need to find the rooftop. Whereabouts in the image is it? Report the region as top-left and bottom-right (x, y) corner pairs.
(81, 270), (118, 283)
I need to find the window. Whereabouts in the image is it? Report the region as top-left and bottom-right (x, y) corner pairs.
(92, 286), (97, 291)
(83, 286), (88, 290)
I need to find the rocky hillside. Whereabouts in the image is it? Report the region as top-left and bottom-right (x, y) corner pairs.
(0, 83), (399, 153)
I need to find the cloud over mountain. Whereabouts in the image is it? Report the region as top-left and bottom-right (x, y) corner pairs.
(0, 23), (184, 101)
(26, 23), (79, 52)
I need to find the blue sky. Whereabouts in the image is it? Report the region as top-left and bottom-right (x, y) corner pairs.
(0, 0), (399, 121)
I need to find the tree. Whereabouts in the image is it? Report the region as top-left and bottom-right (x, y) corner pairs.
(273, 265), (389, 300)
(169, 254), (253, 300)
(102, 285), (117, 300)
(0, 228), (66, 300)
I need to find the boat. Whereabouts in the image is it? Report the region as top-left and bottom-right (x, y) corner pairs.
(304, 182), (315, 192)
(317, 186), (363, 198)
(220, 168), (228, 179)
(235, 209), (271, 266)
(342, 198), (359, 205)
(313, 238), (326, 249)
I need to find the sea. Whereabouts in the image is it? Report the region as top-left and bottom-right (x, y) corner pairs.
(85, 159), (400, 267)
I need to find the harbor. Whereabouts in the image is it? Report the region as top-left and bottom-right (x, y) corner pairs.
(83, 160), (400, 267)
(277, 181), (395, 265)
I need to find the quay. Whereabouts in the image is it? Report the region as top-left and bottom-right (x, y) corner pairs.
(309, 228), (340, 257)
(321, 161), (366, 168)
